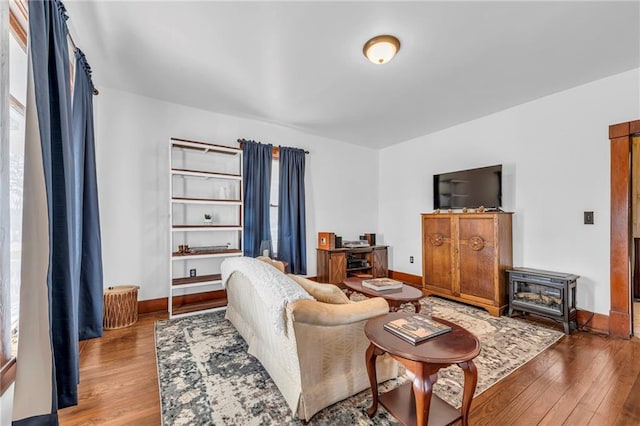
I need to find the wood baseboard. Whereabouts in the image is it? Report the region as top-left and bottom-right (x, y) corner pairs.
(138, 298), (168, 315)
(386, 270), (615, 336)
(137, 271), (613, 338)
(138, 290), (227, 315)
(577, 309), (610, 335)
(136, 272), (408, 314)
(137, 276), (326, 314)
(389, 270), (422, 288)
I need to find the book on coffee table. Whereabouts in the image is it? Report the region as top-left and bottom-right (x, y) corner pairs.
(383, 315), (452, 344)
(362, 278), (404, 291)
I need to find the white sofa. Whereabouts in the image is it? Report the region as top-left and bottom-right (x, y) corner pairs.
(221, 256), (399, 421)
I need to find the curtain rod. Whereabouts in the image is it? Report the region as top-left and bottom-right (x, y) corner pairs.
(11, 0), (98, 95)
(67, 31), (99, 96)
(237, 139), (309, 154)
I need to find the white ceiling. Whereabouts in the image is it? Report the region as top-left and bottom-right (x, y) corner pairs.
(64, 1), (640, 149)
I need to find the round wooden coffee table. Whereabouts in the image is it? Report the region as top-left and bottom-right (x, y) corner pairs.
(343, 277), (423, 313)
(365, 312), (480, 426)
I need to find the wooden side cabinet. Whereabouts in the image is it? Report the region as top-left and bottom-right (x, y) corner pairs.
(317, 250), (346, 284)
(421, 212), (513, 316)
(317, 246), (388, 285)
(372, 247), (388, 278)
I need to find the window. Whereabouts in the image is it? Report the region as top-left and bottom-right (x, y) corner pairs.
(6, 0), (27, 362)
(9, 99), (25, 356)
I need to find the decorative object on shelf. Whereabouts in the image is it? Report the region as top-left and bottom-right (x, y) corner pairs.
(259, 239), (272, 258)
(462, 207), (468, 213)
(434, 208), (440, 214)
(364, 233), (376, 245)
(477, 205), (485, 213)
(217, 185), (228, 199)
(191, 244), (231, 253)
(203, 213), (212, 224)
(317, 232), (335, 250)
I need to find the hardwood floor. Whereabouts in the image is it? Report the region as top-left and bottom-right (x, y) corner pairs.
(58, 312), (640, 425)
(58, 313), (166, 426)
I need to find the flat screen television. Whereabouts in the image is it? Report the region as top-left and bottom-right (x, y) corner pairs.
(433, 164), (502, 209)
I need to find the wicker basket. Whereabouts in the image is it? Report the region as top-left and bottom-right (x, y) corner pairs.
(103, 285), (139, 330)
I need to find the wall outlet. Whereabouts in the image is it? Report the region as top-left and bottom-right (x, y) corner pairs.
(409, 256), (414, 263)
(584, 211), (594, 225)
(189, 268), (197, 277)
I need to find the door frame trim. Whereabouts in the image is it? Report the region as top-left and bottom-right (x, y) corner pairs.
(609, 119), (640, 338)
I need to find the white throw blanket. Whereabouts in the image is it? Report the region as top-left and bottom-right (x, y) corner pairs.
(221, 257), (313, 335)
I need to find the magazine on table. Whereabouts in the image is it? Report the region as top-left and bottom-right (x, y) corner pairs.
(362, 278), (403, 291)
(383, 315), (452, 344)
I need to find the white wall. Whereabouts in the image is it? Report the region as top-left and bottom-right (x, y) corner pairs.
(379, 68), (640, 315)
(96, 69), (640, 314)
(0, 384), (13, 425)
(93, 88), (379, 301)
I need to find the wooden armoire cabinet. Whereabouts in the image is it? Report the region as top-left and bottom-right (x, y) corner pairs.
(421, 212), (513, 316)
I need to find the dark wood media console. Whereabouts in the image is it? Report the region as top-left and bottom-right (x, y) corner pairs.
(317, 246), (388, 284)
(508, 267), (578, 334)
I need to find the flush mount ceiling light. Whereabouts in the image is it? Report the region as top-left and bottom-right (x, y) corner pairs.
(363, 34), (400, 65)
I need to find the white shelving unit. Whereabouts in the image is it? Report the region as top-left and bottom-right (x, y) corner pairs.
(169, 137), (243, 318)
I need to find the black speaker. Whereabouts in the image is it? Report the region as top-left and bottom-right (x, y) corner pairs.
(335, 236), (342, 248)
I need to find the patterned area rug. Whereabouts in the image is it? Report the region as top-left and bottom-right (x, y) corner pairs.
(155, 296), (563, 425)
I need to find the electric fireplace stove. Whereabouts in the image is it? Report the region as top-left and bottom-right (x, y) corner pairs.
(508, 267), (578, 334)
